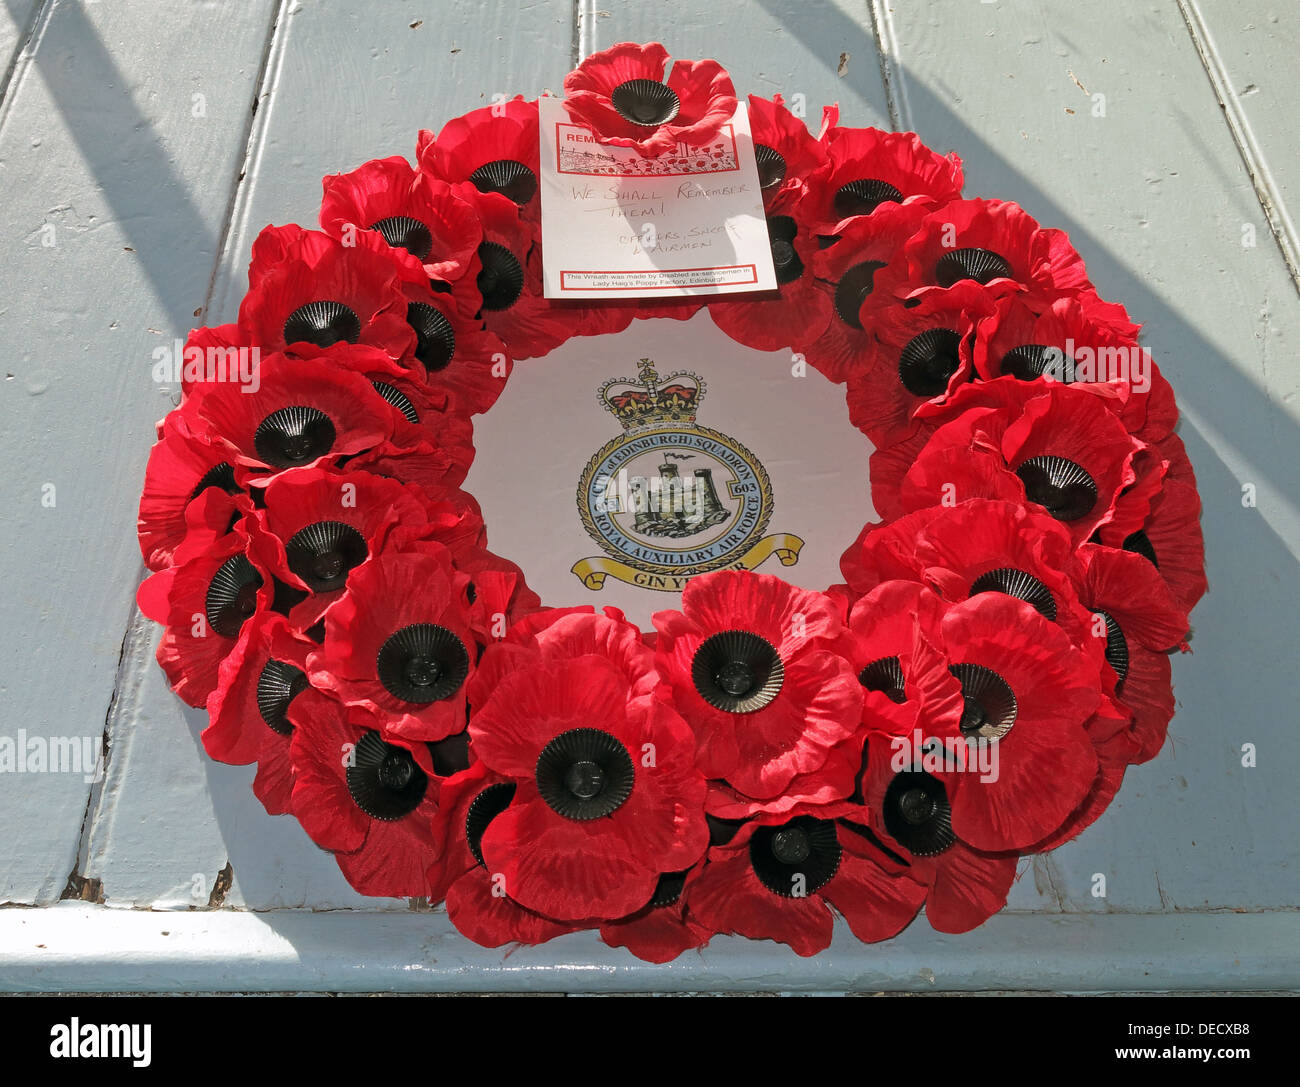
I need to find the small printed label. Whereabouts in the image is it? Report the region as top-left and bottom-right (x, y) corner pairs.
(538, 96), (776, 299)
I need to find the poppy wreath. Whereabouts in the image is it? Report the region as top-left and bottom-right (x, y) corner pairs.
(136, 42), (1205, 960)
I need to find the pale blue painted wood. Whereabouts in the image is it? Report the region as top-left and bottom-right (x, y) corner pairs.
(1, 0), (1294, 990)
(1179, 0), (1300, 289)
(883, 0), (1300, 914)
(2, 905), (1297, 993)
(88, 0), (580, 910)
(0, 0), (278, 904)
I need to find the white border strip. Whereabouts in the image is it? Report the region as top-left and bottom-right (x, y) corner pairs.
(2, 905), (1297, 993)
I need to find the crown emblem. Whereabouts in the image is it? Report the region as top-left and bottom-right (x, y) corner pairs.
(598, 358), (706, 431)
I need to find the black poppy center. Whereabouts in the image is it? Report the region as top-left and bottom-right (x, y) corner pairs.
(535, 728), (635, 821)
(369, 215), (433, 261)
(286, 521), (367, 593)
(465, 782), (517, 866)
(469, 159), (538, 206)
(376, 623), (469, 703)
(754, 144), (787, 190)
(899, 327), (963, 397)
(564, 760), (605, 800)
(1015, 455), (1099, 522)
(770, 827), (811, 865)
(404, 655), (440, 688)
(1123, 529), (1159, 568)
(934, 247), (1013, 288)
(610, 79), (681, 126)
(371, 380), (420, 424)
(749, 817), (841, 897)
(899, 787), (936, 826)
(282, 300), (361, 349)
(345, 730), (427, 821)
(949, 662), (1018, 740)
(378, 751), (414, 791)
(715, 660), (755, 697)
(189, 461), (239, 502)
(406, 302), (457, 371)
(766, 215), (803, 284)
(1002, 343), (1075, 383)
(691, 631), (784, 713)
(476, 242), (525, 311)
(256, 658), (308, 735)
(858, 655), (907, 704)
(833, 261), (885, 328)
(832, 178), (904, 219)
(205, 554), (263, 638)
(1096, 609), (1131, 684)
(969, 567), (1058, 621)
(882, 770), (955, 857)
(253, 406), (336, 469)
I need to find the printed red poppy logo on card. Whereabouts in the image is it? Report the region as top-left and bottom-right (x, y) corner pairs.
(136, 41), (1204, 963)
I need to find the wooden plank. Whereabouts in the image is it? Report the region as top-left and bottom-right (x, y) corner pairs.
(879, 0), (1300, 913)
(0, 1), (40, 107)
(1177, 1), (1300, 289)
(209, 0), (578, 321)
(2, 904), (1297, 992)
(0, 0), (277, 905)
(583, 0), (892, 130)
(87, 0), (578, 910)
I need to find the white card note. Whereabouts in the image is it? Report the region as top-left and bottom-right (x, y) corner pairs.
(538, 96), (777, 299)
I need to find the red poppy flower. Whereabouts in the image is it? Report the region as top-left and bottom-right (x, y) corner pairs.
(599, 869), (712, 963)
(800, 126), (963, 235)
(874, 199), (1091, 310)
(136, 490), (273, 708)
(468, 607), (660, 711)
(237, 226), (414, 359)
(428, 761), (579, 947)
(183, 352), (396, 488)
(467, 655), (709, 921)
(746, 93), (829, 210)
(918, 592), (1102, 851)
(904, 498), (1100, 652)
(319, 155), (483, 285)
(244, 466), (440, 631)
(861, 733), (1018, 934)
(687, 813), (926, 955)
(308, 544), (474, 743)
(1070, 543), (1189, 764)
(843, 580), (964, 740)
(396, 282), (514, 416)
(456, 547), (543, 648)
(800, 200), (930, 383)
(417, 98), (542, 232)
(1096, 433), (1207, 614)
(462, 192), (573, 360)
(846, 281), (997, 447)
(653, 571), (864, 802)
(562, 42), (738, 158)
(1027, 716), (1134, 853)
(287, 688), (440, 897)
(894, 378), (1149, 545)
(973, 293), (1177, 442)
(708, 197), (833, 351)
(203, 611), (316, 815)
(138, 410), (246, 572)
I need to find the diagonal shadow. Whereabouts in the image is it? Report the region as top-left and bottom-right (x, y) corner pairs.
(755, 0), (1300, 534)
(7, 0), (249, 332)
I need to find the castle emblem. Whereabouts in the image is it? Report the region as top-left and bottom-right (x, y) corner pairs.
(573, 359), (804, 592)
